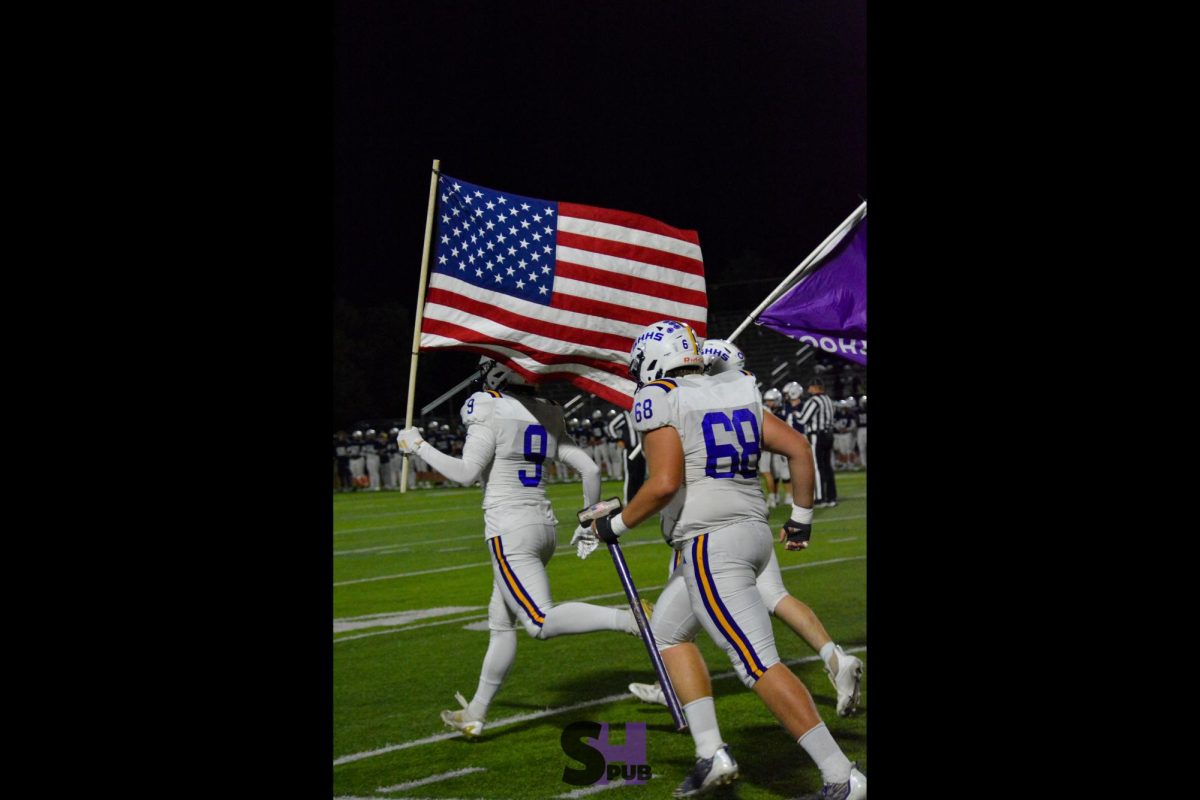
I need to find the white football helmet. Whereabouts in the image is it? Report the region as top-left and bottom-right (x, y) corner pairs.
(782, 381), (803, 401)
(592, 410), (602, 420)
(628, 320), (704, 386)
(701, 338), (745, 374)
(763, 388), (782, 407)
(478, 355), (527, 390)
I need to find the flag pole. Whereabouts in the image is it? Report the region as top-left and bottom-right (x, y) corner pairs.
(400, 158), (441, 494)
(727, 201), (867, 343)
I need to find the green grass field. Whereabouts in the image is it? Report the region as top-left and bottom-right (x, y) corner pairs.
(333, 472), (866, 799)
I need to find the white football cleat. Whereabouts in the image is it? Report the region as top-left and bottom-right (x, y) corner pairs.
(628, 681), (668, 706)
(439, 691), (484, 739)
(801, 765), (866, 800)
(826, 646), (863, 717)
(673, 745), (738, 797)
(766, 494), (778, 509)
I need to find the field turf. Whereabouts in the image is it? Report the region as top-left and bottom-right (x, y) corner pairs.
(333, 472), (866, 799)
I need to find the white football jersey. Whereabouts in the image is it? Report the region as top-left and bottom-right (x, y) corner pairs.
(460, 388), (569, 520)
(632, 369), (768, 545)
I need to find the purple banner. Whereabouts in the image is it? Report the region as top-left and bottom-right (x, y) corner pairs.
(756, 217), (866, 364)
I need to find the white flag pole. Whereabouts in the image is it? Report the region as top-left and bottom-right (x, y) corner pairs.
(400, 159), (441, 494)
(727, 201), (867, 343)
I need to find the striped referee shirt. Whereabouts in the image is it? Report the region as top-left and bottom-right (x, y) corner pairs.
(606, 411), (639, 449)
(797, 393), (836, 433)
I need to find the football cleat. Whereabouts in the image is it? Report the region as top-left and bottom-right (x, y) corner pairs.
(628, 681), (668, 706)
(799, 765), (866, 800)
(766, 494), (778, 510)
(439, 691), (484, 739)
(673, 745), (739, 797)
(826, 646), (863, 717)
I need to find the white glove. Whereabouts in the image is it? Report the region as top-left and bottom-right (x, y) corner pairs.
(570, 524), (599, 560)
(397, 427), (425, 454)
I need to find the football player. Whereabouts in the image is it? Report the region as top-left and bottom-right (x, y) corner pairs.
(760, 388), (786, 508)
(630, 340), (863, 721)
(590, 321), (865, 799)
(396, 356), (648, 739)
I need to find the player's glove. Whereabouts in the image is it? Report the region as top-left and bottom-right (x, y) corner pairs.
(396, 426), (425, 454)
(781, 519), (812, 551)
(779, 504), (814, 551)
(592, 510), (627, 545)
(570, 525), (599, 559)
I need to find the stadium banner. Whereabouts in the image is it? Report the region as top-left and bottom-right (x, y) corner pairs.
(418, 174), (707, 409)
(755, 216), (867, 365)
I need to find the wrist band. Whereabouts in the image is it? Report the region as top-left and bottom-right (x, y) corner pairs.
(791, 504), (813, 525)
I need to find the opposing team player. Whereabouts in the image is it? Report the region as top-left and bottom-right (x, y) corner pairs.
(591, 322), (865, 799)
(630, 338), (863, 726)
(397, 357), (648, 739)
(760, 388), (787, 508)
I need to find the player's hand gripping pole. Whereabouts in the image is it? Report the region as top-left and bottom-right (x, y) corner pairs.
(578, 498), (688, 732)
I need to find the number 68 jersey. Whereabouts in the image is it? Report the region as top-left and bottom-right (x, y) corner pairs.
(460, 388), (569, 526)
(632, 370), (768, 547)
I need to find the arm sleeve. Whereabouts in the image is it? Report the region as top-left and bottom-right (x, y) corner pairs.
(558, 441), (601, 508)
(416, 425), (495, 484)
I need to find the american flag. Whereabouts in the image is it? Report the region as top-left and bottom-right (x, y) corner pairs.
(419, 174), (708, 408)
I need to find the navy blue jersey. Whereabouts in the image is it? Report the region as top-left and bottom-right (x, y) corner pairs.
(784, 400), (806, 435)
(856, 409), (867, 428)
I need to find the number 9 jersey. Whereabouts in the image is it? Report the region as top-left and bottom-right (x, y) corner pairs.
(461, 388), (569, 530)
(631, 369), (767, 547)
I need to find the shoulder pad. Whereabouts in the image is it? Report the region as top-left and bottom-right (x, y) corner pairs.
(460, 391), (497, 426)
(640, 377), (679, 394)
(632, 382), (674, 432)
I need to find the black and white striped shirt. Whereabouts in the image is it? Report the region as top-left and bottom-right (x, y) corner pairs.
(797, 393), (836, 434)
(606, 411), (639, 449)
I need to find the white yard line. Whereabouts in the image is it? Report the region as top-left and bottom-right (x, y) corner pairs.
(376, 767), (487, 793)
(333, 556), (865, 641)
(333, 693), (632, 765)
(553, 775), (661, 798)
(826, 537), (858, 543)
(334, 648), (866, 766)
(334, 562), (491, 586)
(334, 607), (484, 634)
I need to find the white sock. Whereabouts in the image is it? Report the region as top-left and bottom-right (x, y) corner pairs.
(468, 628), (517, 719)
(798, 722), (852, 784)
(540, 603), (629, 637)
(819, 641), (836, 670)
(682, 697), (724, 759)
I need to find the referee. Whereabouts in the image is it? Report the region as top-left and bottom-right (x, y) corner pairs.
(606, 408), (644, 505)
(797, 377), (838, 507)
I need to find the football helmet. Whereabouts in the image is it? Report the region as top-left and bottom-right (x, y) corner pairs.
(351, 430), (363, 439)
(782, 381), (803, 401)
(628, 320), (704, 386)
(762, 388), (782, 407)
(478, 355), (527, 390)
(701, 338), (745, 374)
(592, 410), (603, 419)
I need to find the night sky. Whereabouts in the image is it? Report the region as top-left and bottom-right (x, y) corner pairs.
(335, 1), (866, 310)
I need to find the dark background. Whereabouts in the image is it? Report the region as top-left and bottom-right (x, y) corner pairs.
(334, 0), (866, 428)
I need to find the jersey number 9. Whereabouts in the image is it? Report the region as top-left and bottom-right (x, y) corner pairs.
(519, 424), (548, 487)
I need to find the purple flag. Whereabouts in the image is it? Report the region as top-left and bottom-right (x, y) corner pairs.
(756, 217), (867, 364)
